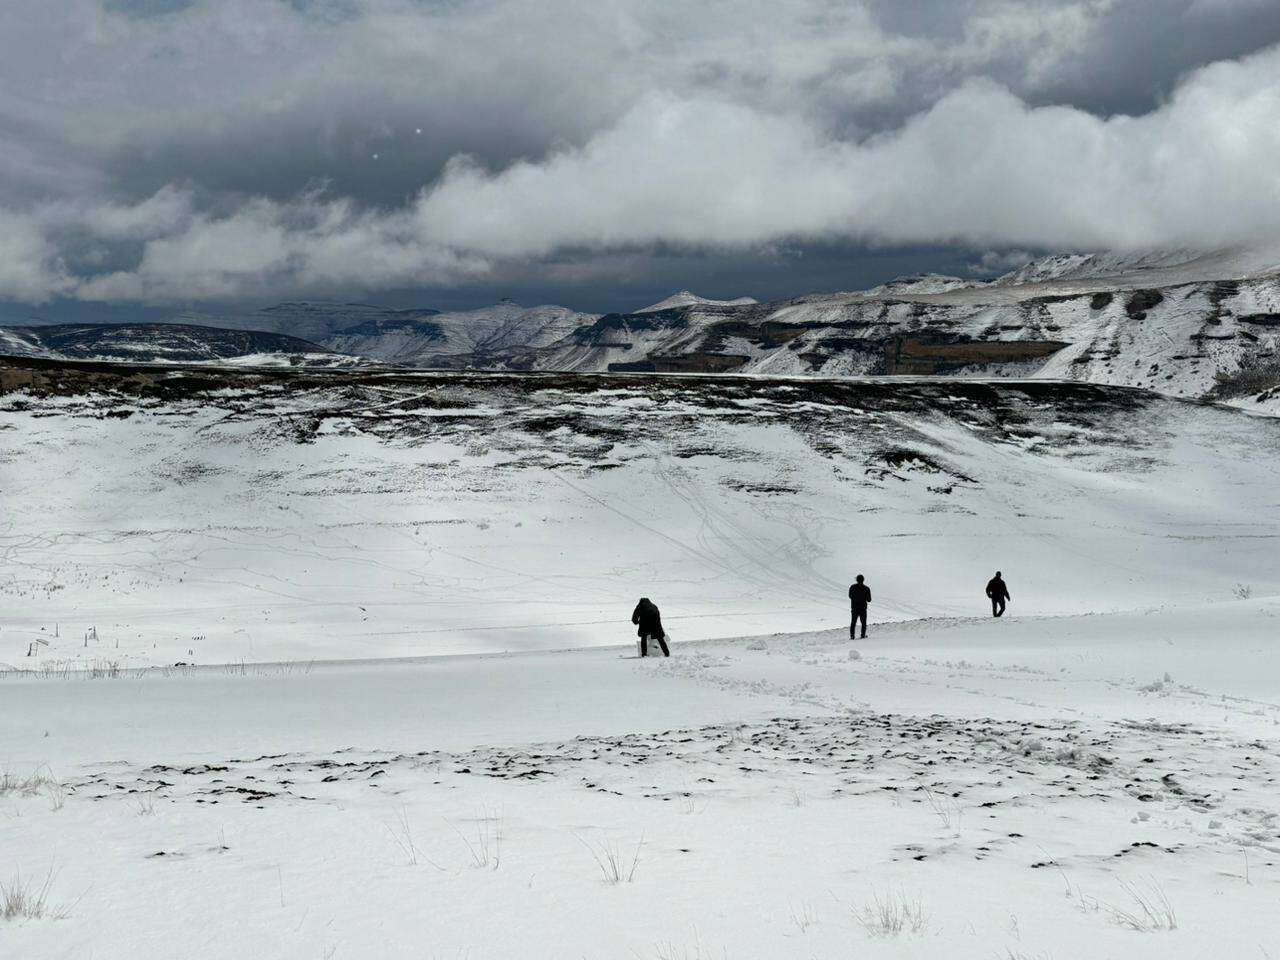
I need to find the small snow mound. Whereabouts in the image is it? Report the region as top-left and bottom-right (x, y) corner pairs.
(848, 649), (862, 661)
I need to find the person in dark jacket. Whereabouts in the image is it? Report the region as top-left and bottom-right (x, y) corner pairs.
(631, 597), (670, 657)
(848, 574), (871, 639)
(986, 571), (1011, 617)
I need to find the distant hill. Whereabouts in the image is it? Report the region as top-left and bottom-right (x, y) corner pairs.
(0, 322), (338, 365)
(170, 302), (444, 343)
(321, 300), (597, 366)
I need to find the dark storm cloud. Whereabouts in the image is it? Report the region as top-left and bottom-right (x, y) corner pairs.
(2, 0), (1280, 308)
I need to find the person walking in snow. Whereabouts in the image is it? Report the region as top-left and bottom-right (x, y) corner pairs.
(632, 597), (670, 657)
(848, 574), (871, 639)
(986, 571), (1011, 617)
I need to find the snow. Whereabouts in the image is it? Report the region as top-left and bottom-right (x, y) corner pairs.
(636, 290), (759, 313)
(207, 351), (377, 369)
(25, 253), (1278, 406)
(5, 370), (1280, 667)
(860, 273), (982, 296)
(4, 364), (1280, 958)
(987, 247), (1280, 290)
(322, 301), (598, 364)
(4, 604), (1280, 958)
(524, 272), (1280, 402)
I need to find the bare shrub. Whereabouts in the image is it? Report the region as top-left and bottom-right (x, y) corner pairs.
(853, 888), (927, 937)
(1234, 583), (1253, 600)
(578, 833), (644, 885)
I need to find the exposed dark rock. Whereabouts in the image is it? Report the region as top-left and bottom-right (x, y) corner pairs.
(1125, 290), (1165, 320)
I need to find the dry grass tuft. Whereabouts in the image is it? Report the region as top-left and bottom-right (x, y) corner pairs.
(578, 833), (644, 885)
(0, 870), (66, 921)
(1104, 878), (1177, 931)
(852, 888), (927, 937)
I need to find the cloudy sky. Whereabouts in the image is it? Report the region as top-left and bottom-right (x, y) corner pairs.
(3, 0), (1280, 320)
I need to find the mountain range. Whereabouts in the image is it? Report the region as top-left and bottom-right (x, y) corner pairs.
(4, 249), (1279, 409)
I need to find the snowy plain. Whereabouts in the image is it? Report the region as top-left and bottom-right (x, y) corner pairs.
(2, 360), (1280, 958)
(5, 607), (1280, 959)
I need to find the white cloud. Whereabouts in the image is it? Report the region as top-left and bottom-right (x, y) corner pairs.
(2, 1), (1280, 304)
(414, 46), (1280, 255)
(0, 211), (74, 304)
(72, 194), (489, 303)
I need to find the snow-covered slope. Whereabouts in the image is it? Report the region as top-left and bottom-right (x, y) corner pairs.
(861, 273), (983, 296)
(987, 247), (1280, 291)
(322, 300), (597, 366)
(7, 356), (1280, 960)
(3, 357), (1279, 666)
(0, 322), (334, 364)
(636, 290), (759, 313)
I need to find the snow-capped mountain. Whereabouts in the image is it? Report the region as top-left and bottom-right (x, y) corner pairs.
(15, 249), (1280, 403)
(636, 290), (759, 313)
(423, 250), (1280, 405)
(0, 322), (336, 365)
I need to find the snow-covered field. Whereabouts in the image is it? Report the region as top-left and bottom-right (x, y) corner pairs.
(3, 360), (1280, 957)
(4, 605), (1280, 958)
(4, 363), (1280, 667)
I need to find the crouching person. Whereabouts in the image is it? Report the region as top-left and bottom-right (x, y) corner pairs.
(631, 597), (670, 657)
